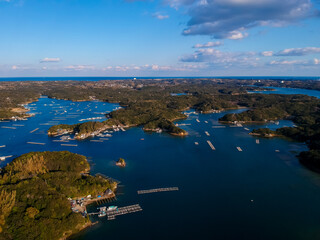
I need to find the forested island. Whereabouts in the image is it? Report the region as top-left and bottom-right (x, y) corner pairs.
(0, 151), (117, 240)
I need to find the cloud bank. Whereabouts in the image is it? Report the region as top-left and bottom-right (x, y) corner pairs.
(168, 0), (318, 39)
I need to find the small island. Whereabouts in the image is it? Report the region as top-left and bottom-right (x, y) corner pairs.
(116, 158), (126, 167)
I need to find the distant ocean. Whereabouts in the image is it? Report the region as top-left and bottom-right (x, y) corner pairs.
(0, 76), (319, 82)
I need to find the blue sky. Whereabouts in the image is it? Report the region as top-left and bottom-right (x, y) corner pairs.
(0, 0), (320, 77)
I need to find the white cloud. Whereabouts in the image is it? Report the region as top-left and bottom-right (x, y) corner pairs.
(152, 12), (169, 20)
(274, 47), (320, 56)
(269, 60), (307, 65)
(64, 65), (95, 71)
(169, 0), (318, 39)
(261, 51), (274, 57)
(180, 48), (259, 69)
(226, 30), (248, 40)
(193, 41), (223, 48)
(40, 58), (61, 63)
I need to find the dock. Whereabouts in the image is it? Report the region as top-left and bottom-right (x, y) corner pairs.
(27, 142), (46, 145)
(30, 128), (39, 133)
(61, 144), (78, 147)
(137, 187), (179, 195)
(207, 140), (216, 150)
(236, 147), (243, 152)
(107, 204), (142, 220)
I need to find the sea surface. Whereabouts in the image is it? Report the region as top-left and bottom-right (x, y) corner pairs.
(1, 87), (320, 240)
(249, 86), (320, 98)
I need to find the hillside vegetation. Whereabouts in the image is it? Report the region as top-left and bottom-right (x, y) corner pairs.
(0, 151), (116, 240)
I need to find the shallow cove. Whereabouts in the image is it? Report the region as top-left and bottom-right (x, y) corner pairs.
(1, 92), (320, 240)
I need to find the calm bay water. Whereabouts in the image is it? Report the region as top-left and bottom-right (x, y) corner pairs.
(1, 87), (320, 239)
(250, 86), (320, 98)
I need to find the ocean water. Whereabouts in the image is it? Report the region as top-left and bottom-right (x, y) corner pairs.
(1, 88), (320, 240)
(249, 86), (320, 99)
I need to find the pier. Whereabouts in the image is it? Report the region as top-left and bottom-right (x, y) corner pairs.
(107, 204), (143, 220)
(137, 187), (179, 195)
(207, 140), (216, 150)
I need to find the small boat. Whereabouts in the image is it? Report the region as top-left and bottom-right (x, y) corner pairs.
(107, 206), (118, 211)
(98, 211), (107, 217)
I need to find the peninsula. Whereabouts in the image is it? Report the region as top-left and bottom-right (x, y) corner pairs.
(0, 151), (117, 240)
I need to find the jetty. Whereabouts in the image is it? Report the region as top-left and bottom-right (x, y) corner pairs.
(236, 147), (243, 152)
(137, 187), (179, 195)
(107, 204), (142, 220)
(207, 140), (216, 150)
(27, 142), (46, 145)
(30, 128), (39, 133)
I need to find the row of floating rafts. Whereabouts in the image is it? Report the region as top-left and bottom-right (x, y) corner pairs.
(97, 133), (112, 137)
(79, 117), (104, 122)
(175, 123), (191, 126)
(27, 142), (46, 145)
